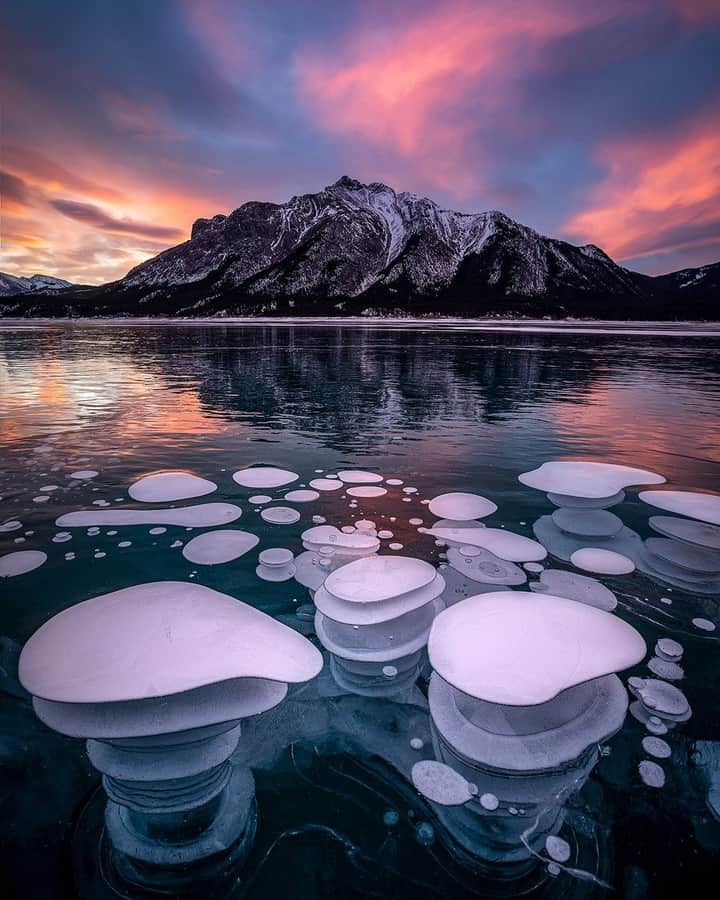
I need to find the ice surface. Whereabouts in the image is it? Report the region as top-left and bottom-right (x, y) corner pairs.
(260, 506), (301, 525)
(428, 591), (645, 705)
(232, 466), (299, 488)
(182, 530), (259, 565)
(56, 502), (242, 528)
(639, 489), (720, 525)
(427, 526), (547, 562)
(19, 581), (323, 703)
(519, 461), (664, 499)
(411, 760), (473, 805)
(529, 569), (617, 611)
(128, 471), (217, 502)
(0, 550), (47, 578)
(428, 492), (497, 521)
(570, 548), (635, 575)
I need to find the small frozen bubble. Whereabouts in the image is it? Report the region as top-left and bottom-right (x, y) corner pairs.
(337, 470), (384, 484)
(312, 515), (326, 524)
(87, 527), (100, 536)
(382, 665), (398, 678)
(232, 467), (298, 489)
(260, 506), (301, 525)
(284, 489), (320, 503)
(94, 551), (106, 559)
(642, 736), (671, 759)
(410, 738), (424, 751)
(183, 530), (259, 565)
(692, 617), (716, 632)
(355, 520), (376, 531)
(403, 486), (418, 494)
(0, 521), (22, 533)
(386, 478), (404, 486)
(383, 810), (400, 828)
(308, 479), (343, 492)
(415, 822), (435, 846)
(545, 835), (571, 863)
(129, 471), (217, 503)
(409, 517), (423, 526)
(639, 760), (666, 788)
(647, 657), (684, 681)
(646, 716), (668, 736)
(411, 761), (473, 806)
(32, 495), (49, 503)
(64, 552), (75, 561)
(378, 530), (394, 539)
(149, 527), (167, 535)
(14, 537), (25, 544)
(547, 863), (562, 877)
(39, 485), (59, 492)
(91, 499), (110, 507)
(388, 542), (404, 550)
(118, 541), (132, 548)
(170, 540), (183, 549)
(341, 525), (356, 534)
(69, 470), (98, 480)
(570, 547), (635, 575)
(524, 562), (544, 573)
(52, 532), (72, 543)
(106, 530), (118, 536)
(347, 485), (387, 498)
(402, 497), (412, 503)
(479, 793), (499, 811)
(656, 638), (683, 661)
(248, 495), (272, 504)
(428, 492), (497, 521)
(508, 807), (519, 816)
(660, 596), (672, 605)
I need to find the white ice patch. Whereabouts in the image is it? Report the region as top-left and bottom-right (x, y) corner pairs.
(428, 492), (497, 521)
(519, 461), (665, 499)
(346, 486), (387, 498)
(0, 550), (47, 577)
(129, 471), (217, 503)
(309, 479), (344, 492)
(56, 502), (242, 528)
(570, 547), (635, 575)
(639, 489), (720, 525)
(232, 467), (299, 488)
(182, 530), (259, 565)
(337, 470), (384, 484)
(284, 489), (320, 503)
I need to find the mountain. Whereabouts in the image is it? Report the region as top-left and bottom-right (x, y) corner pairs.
(0, 272), (73, 297)
(0, 177), (717, 318)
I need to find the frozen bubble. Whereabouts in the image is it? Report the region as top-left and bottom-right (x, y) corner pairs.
(409, 518), (424, 526)
(649, 515), (720, 550)
(149, 527), (167, 535)
(448, 546), (526, 586)
(118, 541), (132, 548)
(429, 591), (646, 705)
(427, 526), (546, 562)
(337, 470), (384, 484)
(284, 489), (320, 503)
(642, 736), (671, 759)
(32, 495), (50, 504)
(415, 822), (435, 846)
(308, 479), (343, 492)
(479, 793), (499, 811)
(639, 489), (720, 526)
(14, 537), (25, 544)
(530, 568), (617, 611)
(0, 520), (22, 533)
(52, 532), (72, 543)
(87, 527), (100, 536)
(57, 503), (243, 529)
(260, 548), (294, 566)
(692, 617), (716, 632)
(69, 470), (98, 480)
(647, 656), (684, 681)
(552, 507), (623, 538)
(378, 530), (394, 539)
(94, 551), (106, 559)
(182, 530), (259, 565)
(91, 499), (110, 507)
(638, 760), (666, 788)
(302, 524), (379, 554)
(428, 492), (497, 521)
(646, 537), (720, 574)
(382, 665), (398, 678)
(232, 467), (298, 489)
(570, 547), (635, 575)
(545, 835), (571, 863)
(248, 495), (272, 504)
(170, 540), (183, 549)
(386, 478), (404, 486)
(388, 542), (404, 550)
(64, 552), (75, 561)
(660, 596), (672, 605)
(0, 550), (47, 578)
(106, 530), (117, 536)
(645, 715), (669, 736)
(519, 461), (664, 499)
(341, 525), (356, 534)
(256, 547), (296, 582)
(39, 485), (59, 492)
(128, 472), (215, 503)
(261, 506), (301, 525)
(410, 737), (424, 750)
(383, 810), (400, 827)
(524, 562), (545, 573)
(312, 515), (326, 524)
(547, 863), (561, 877)
(412, 761), (473, 806)
(403, 486), (418, 494)
(630, 678), (691, 720)
(347, 486), (387, 498)
(356, 520), (376, 531)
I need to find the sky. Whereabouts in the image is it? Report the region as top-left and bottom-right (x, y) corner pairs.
(1, 0), (719, 284)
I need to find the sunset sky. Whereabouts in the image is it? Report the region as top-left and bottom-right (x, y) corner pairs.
(1, 0), (719, 284)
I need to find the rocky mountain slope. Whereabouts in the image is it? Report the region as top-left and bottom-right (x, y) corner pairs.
(0, 178), (716, 318)
(0, 272), (72, 297)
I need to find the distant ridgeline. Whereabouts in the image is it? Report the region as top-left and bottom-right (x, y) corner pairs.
(1, 177), (718, 319)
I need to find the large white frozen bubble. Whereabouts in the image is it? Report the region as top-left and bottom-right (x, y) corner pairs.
(182, 530), (259, 565)
(324, 554), (435, 604)
(427, 526), (547, 562)
(301, 524), (380, 554)
(447, 546), (526, 586)
(519, 461), (664, 499)
(128, 471), (217, 503)
(411, 760), (473, 806)
(646, 537), (720, 574)
(337, 470), (384, 484)
(232, 467), (299, 489)
(570, 547), (635, 575)
(649, 515), (720, 550)
(428, 492), (497, 522)
(56, 503), (242, 529)
(639, 489), (720, 526)
(0, 550), (47, 578)
(428, 591), (646, 705)
(19, 581), (323, 703)
(551, 508), (623, 538)
(529, 569), (617, 611)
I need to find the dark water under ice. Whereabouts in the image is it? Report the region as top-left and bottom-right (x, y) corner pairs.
(1, 321), (720, 898)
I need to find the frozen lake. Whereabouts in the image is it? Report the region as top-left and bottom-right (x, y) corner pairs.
(1, 321), (719, 898)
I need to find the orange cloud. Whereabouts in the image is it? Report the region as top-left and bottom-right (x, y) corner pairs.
(564, 113), (720, 262)
(295, 1), (619, 193)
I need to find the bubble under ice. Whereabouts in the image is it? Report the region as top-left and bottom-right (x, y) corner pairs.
(529, 569), (617, 611)
(0, 550), (48, 578)
(232, 467), (299, 488)
(570, 547), (635, 575)
(182, 530), (259, 565)
(427, 492), (498, 521)
(260, 506), (301, 525)
(55, 503), (243, 528)
(411, 760), (474, 806)
(128, 471), (217, 503)
(519, 461), (665, 499)
(639, 489), (720, 525)
(426, 526), (547, 562)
